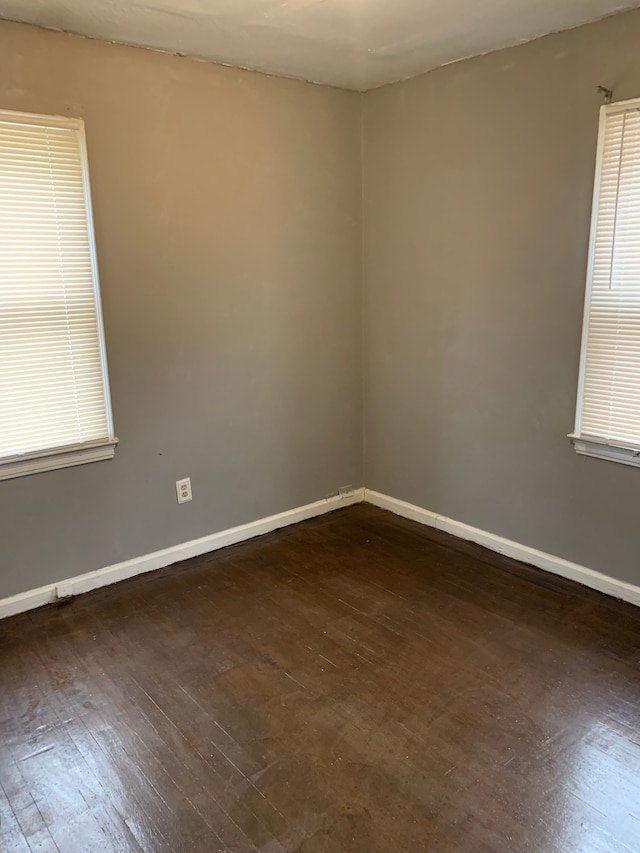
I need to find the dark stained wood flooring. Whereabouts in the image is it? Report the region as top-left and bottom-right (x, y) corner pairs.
(1, 504), (640, 853)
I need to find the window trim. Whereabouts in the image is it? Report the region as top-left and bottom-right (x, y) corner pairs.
(0, 439), (118, 482)
(570, 96), (640, 468)
(569, 434), (640, 467)
(0, 109), (117, 480)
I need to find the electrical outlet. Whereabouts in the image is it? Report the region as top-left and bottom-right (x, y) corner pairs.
(176, 477), (192, 504)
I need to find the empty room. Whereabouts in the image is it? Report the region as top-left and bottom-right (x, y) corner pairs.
(1, 1), (640, 851)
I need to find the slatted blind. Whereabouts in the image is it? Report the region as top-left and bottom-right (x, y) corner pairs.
(0, 111), (113, 462)
(576, 99), (640, 449)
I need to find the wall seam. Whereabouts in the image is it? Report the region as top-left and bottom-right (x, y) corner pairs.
(360, 89), (367, 487)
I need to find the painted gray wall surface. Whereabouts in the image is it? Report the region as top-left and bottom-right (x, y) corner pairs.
(363, 9), (640, 586)
(0, 21), (363, 598)
(4, 9), (640, 601)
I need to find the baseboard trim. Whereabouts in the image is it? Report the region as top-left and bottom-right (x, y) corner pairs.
(364, 489), (640, 607)
(0, 489), (365, 620)
(5, 486), (638, 619)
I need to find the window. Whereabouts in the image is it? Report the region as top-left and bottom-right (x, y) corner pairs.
(571, 97), (640, 467)
(0, 109), (116, 480)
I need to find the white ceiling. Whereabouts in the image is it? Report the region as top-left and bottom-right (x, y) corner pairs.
(1, 0), (639, 90)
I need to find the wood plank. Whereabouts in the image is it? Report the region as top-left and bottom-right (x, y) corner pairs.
(1, 504), (640, 852)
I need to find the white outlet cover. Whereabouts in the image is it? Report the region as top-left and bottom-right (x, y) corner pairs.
(176, 477), (192, 504)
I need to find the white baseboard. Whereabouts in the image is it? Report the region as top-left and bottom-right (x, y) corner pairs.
(0, 584), (61, 621)
(0, 489), (365, 620)
(4, 485), (638, 620)
(365, 490), (640, 607)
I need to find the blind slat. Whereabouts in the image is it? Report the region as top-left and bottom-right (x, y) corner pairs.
(0, 111), (113, 460)
(576, 102), (640, 446)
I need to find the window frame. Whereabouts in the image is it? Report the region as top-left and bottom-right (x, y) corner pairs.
(0, 109), (117, 481)
(570, 96), (640, 468)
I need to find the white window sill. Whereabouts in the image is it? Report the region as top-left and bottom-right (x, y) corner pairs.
(569, 434), (640, 468)
(0, 439), (118, 481)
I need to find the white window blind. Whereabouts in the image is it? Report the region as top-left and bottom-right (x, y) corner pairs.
(0, 110), (116, 480)
(572, 97), (640, 467)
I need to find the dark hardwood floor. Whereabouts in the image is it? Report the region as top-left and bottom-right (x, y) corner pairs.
(1, 504), (640, 852)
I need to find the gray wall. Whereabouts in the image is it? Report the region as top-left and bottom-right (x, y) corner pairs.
(4, 9), (640, 601)
(363, 9), (640, 586)
(0, 21), (363, 599)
